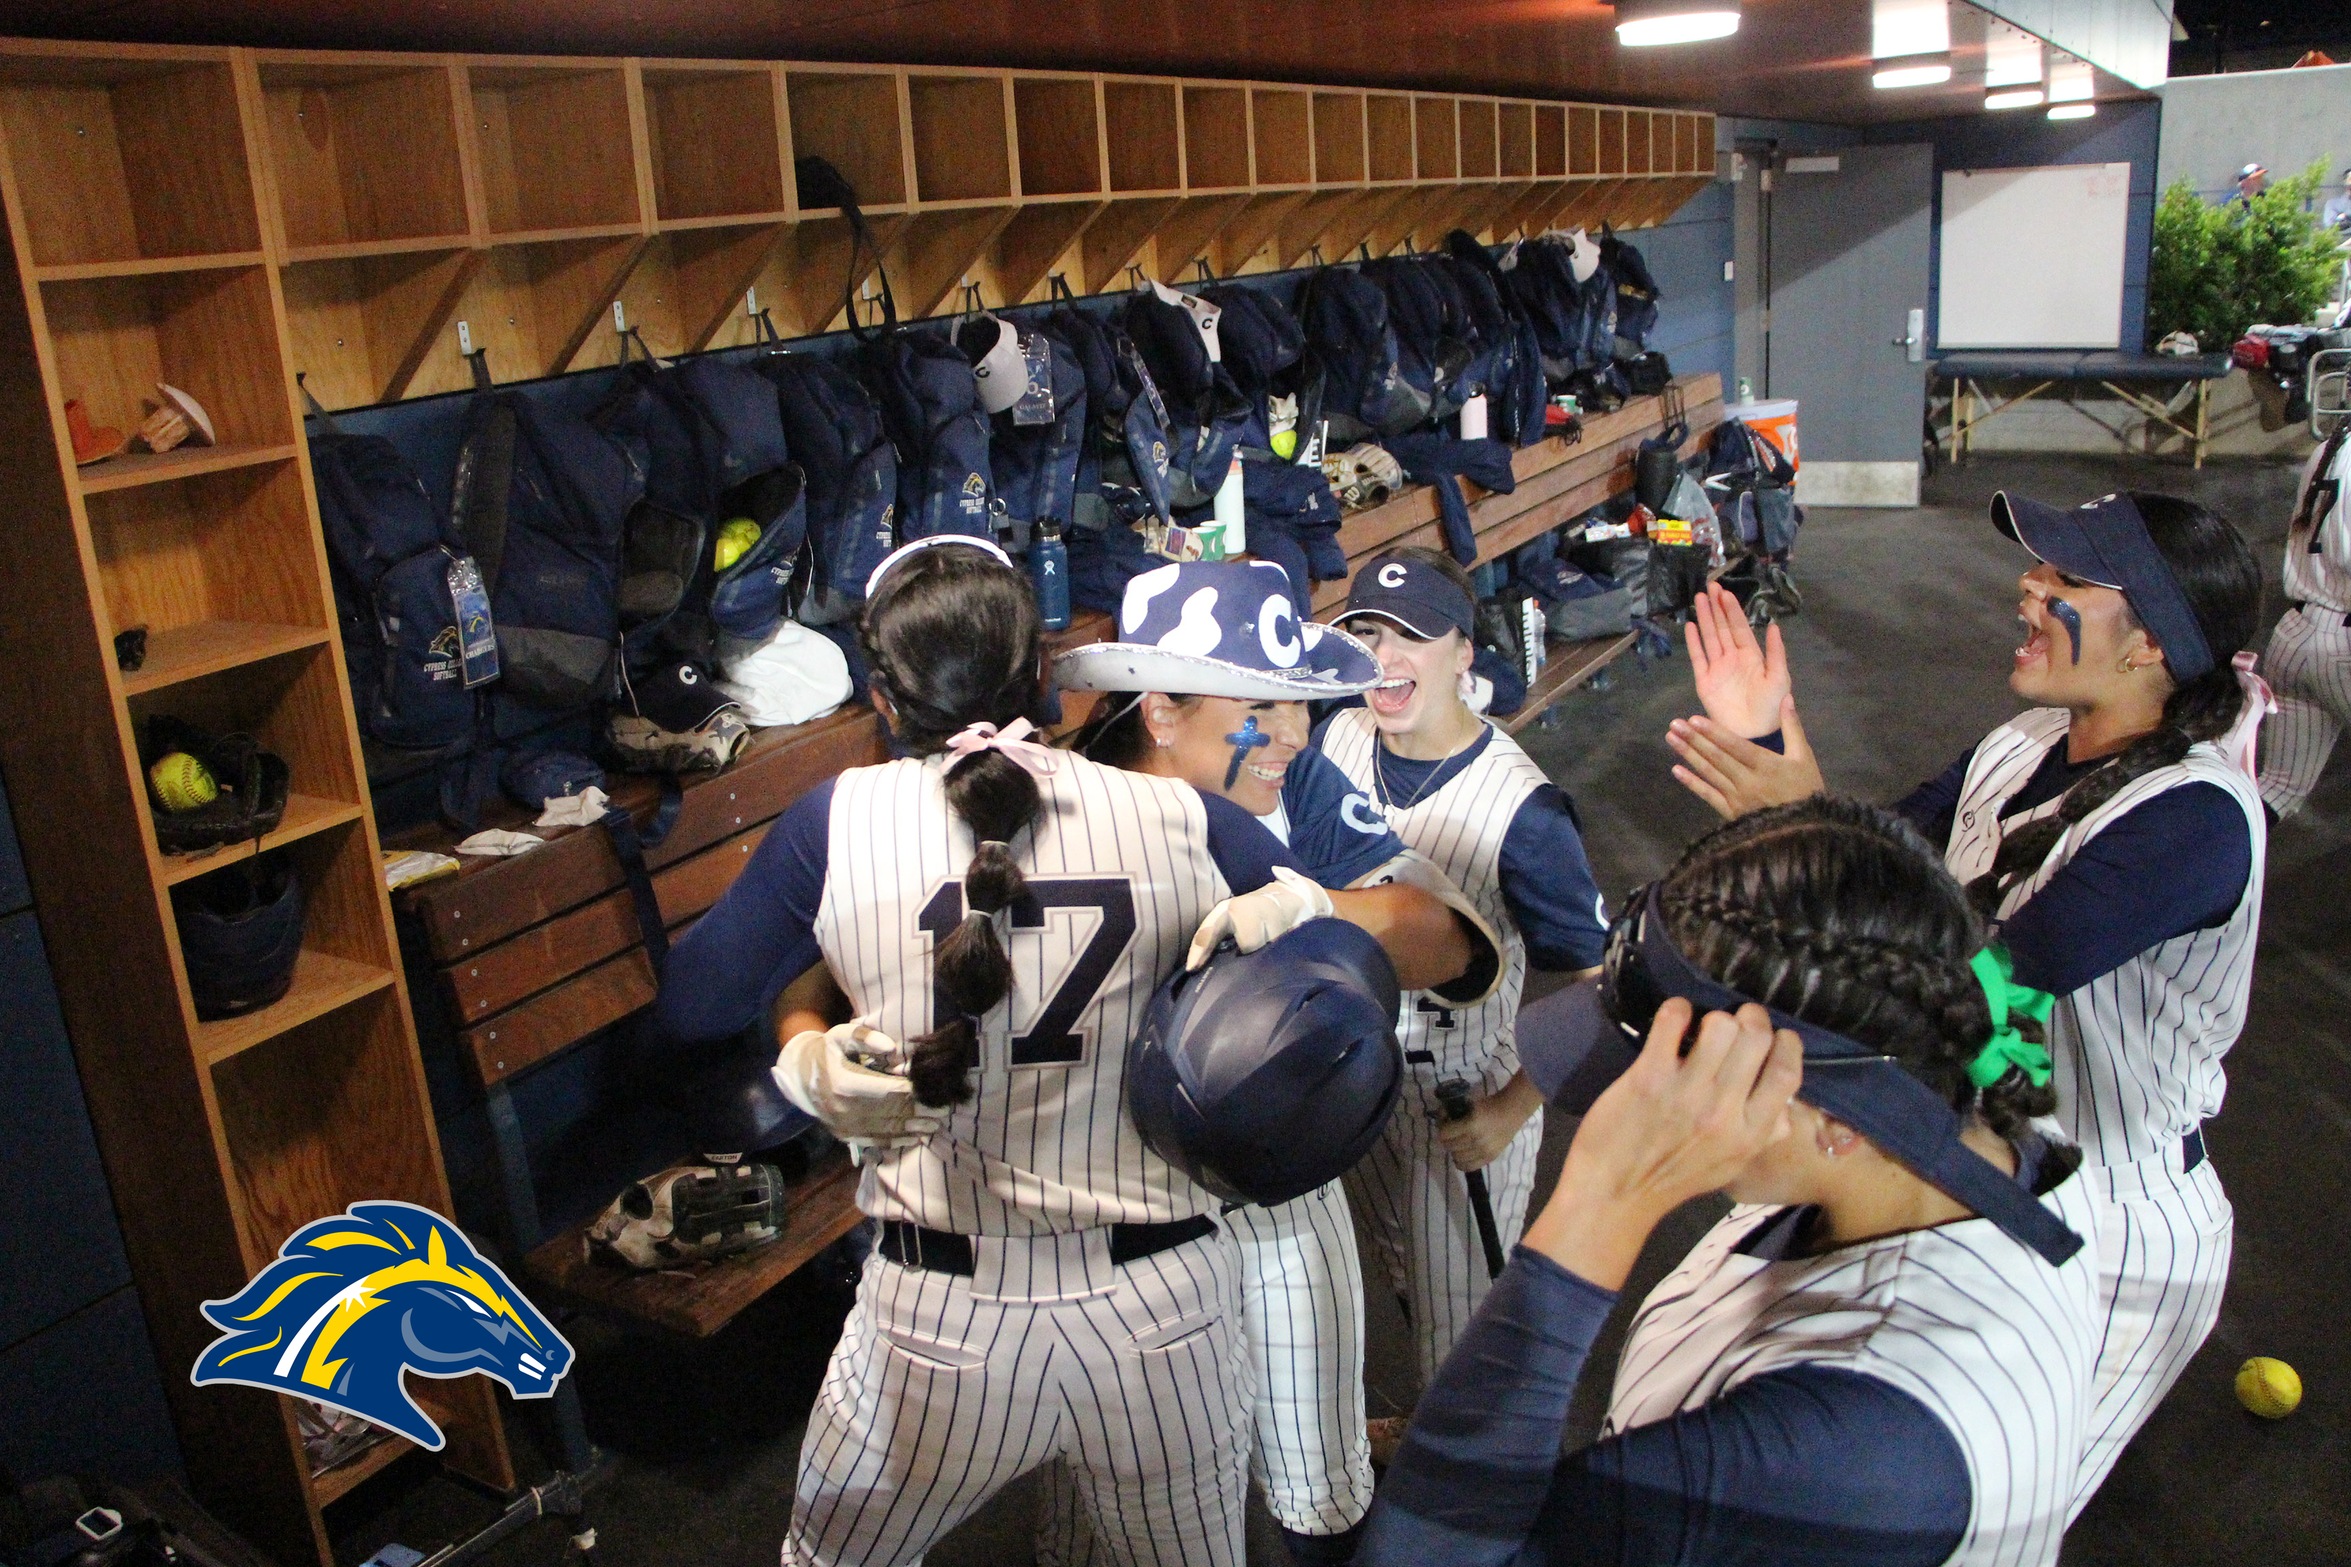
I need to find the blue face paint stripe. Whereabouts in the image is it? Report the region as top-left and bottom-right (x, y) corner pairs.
(1223, 716), (1270, 790)
(2048, 598), (2083, 664)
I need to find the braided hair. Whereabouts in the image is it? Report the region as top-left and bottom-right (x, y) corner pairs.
(1659, 795), (2076, 1182)
(1968, 493), (2261, 921)
(860, 546), (1052, 1107)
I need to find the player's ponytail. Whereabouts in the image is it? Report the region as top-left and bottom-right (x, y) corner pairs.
(860, 545), (1052, 1107)
(1968, 494), (2262, 920)
(1661, 796), (2081, 1190)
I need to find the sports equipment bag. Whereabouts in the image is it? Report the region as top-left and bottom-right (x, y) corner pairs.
(762, 347), (899, 612)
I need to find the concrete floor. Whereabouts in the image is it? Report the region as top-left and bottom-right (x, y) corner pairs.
(342, 450), (2348, 1567)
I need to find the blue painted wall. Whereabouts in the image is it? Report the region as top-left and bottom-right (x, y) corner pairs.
(1631, 175), (1736, 392)
(0, 765), (184, 1484)
(1862, 99), (2164, 354)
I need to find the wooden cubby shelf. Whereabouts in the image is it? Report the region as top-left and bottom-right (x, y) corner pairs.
(195, 949), (397, 1065)
(158, 794), (365, 887)
(78, 440), (299, 493)
(117, 621), (330, 694)
(308, 1434), (416, 1506)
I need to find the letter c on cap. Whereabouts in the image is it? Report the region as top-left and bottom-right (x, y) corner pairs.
(1377, 562), (1408, 588)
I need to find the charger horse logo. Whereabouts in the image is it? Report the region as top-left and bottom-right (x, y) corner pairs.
(191, 1201), (572, 1449)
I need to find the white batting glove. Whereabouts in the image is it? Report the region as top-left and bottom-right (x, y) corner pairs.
(772, 1022), (946, 1147)
(1187, 866), (1336, 970)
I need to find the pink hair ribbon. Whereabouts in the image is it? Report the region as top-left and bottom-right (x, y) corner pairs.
(943, 718), (1060, 777)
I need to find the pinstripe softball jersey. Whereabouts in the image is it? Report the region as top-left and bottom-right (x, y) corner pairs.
(1603, 1171), (2102, 1567)
(1942, 711), (2268, 1168)
(2261, 427), (2351, 815)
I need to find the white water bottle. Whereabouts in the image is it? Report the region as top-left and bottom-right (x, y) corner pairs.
(1213, 451), (1247, 556)
(1459, 393), (1489, 441)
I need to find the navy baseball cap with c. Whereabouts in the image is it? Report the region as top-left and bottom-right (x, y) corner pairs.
(1991, 490), (2215, 682)
(1343, 551), (1476, 641)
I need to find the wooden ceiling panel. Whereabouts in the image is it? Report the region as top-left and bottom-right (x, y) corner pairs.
(0, 0), (2145, 124)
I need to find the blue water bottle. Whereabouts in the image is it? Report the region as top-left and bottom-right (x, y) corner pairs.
(1031, 517), (1071, 631)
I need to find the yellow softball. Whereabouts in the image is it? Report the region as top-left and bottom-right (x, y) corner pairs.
(2236, 1357), (2302, 1419)
(713, 517), (762, 572)
(149, 751), (218, 812)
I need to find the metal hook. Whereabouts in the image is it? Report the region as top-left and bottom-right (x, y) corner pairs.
(1126, 264), (1149, 292)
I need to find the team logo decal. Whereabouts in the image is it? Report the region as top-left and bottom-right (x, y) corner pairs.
(191, 1201), (573, 1449)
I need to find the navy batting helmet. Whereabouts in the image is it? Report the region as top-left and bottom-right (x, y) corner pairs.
(1128, 917), (1403, 1206)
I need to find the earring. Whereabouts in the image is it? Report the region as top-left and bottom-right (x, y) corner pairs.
(2118, 655), (2137, 674)
(1154, 735), (1174, 749)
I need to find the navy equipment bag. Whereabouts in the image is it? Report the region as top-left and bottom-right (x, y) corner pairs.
(761, 348), (900, 610)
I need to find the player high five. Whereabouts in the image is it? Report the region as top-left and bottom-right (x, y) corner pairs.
(1665, 490), (2270, 1512)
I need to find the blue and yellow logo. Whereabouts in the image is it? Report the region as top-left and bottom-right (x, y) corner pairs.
(191, 1201), (573, 1450)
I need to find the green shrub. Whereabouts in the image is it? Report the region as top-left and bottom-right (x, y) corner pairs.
(2148, 159), (2341, 350)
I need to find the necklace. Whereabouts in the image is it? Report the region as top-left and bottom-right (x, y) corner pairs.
(1372, 722), (1485, 817)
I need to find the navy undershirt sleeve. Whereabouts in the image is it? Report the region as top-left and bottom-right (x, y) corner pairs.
(1894, 746), (1976, 851)
(1200, 790), (1304, 894)
(1498, 786), (1610, 970)
(1282, 746), (1408, 889)
(1996, 781), (2252, 995)
(652, 779), (833, 1043)
(1534, 1366), (1969, 1566)
(1361, 1248), (1972, 1567)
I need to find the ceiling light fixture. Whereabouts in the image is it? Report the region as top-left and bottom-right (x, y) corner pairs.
(1985, 88), (2046, 109)
(2047, 102), (2096, 119)
(1872, 0), (1951, 60)
(1614, 0), (1742, 47)
(1874, 57), (1954, 88)
(1984, 24), (2043, 87)
(2047, 56), (2094, 101)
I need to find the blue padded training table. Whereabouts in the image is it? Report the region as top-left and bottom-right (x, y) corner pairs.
(1932, 350), (2237, 468)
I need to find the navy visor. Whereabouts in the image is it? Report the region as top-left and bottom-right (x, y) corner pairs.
(1992, 490), (2215, 683)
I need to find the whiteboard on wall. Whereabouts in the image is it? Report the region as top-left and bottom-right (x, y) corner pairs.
(1936, 163), (2132, 349)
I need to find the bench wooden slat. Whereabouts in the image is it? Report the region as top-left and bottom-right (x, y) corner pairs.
(438, 822), (775, 1025)
(525, 1150), (865, 1338)
(466, 946), (659, 1085)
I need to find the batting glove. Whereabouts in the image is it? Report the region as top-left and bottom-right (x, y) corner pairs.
(1187, 866), (1336, 970)
(772, 1022), (947, 1147)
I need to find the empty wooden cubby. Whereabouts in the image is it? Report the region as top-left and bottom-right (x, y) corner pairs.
(641, 62), (789, 226)
(1251, 88), (1312, 187)
(256, 55), (470, 258)
(1016, 75), (1104, 197)
(907, 71), (1014, 204)
(1181, 83), (1249, 191)
(466, 60), (643, 236)
(0, 45), (261, 271)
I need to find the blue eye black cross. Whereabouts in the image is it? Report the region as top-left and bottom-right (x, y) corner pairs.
(1224, 717), (1271, 790)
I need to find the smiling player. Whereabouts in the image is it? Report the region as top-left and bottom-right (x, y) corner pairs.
(1663, 490), (2271, 1513)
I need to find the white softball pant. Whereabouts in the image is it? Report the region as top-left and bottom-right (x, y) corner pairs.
(782, 1223), (1253, 1567)
(1035, 1183), (1374, 1563)
(2258, 604), (2351, 818)
(2070, 1153), (2234, 1518)
(1344, 1077), (1543, 1389)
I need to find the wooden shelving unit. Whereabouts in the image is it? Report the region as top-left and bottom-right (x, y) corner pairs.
(6, 43), (1712, 404)
(0, 37), (513, 1567)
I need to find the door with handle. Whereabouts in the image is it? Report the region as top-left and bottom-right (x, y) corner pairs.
(1764, 144), (1933, 504)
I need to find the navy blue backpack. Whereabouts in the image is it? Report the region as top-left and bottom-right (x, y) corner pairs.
(1443, 233), (1550, 447)
(981, 324), (1089, 533)
(1367, 257), (1475, 428)
(762, 348), (900, 609)
(450, 390), (641, 714)
(1298, 265), (1431, 444)
(858, 323), (996, 539)
(310, 425), (476, 756)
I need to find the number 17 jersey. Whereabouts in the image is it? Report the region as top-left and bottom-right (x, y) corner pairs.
(814, 752), (1267, 1236)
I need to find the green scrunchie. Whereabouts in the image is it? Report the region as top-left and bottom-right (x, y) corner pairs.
(1968, 945), (2055, 1090)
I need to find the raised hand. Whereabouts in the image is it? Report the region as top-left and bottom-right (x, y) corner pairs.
(1684, 583), (1792, 739)
(1521, 999), (1801, 1290)
(1667, 695), (1827, 820)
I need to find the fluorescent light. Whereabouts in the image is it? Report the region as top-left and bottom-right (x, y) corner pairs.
(1616, 7), (1741, 45)
(1984, 25), (2043, 86)
(1985, 88), (2046, 110)
(1874, 59), (1953, 88)
(1873, 0), (1950, 59)
(2048, 56), (2094, 101)
(2047, 102), (2096, 120)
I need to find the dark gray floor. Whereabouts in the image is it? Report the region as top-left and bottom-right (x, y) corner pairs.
(343, 451), (2348, 1567)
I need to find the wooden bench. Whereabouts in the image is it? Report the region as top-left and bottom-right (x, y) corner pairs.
(393, 374), (1716, 1337)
